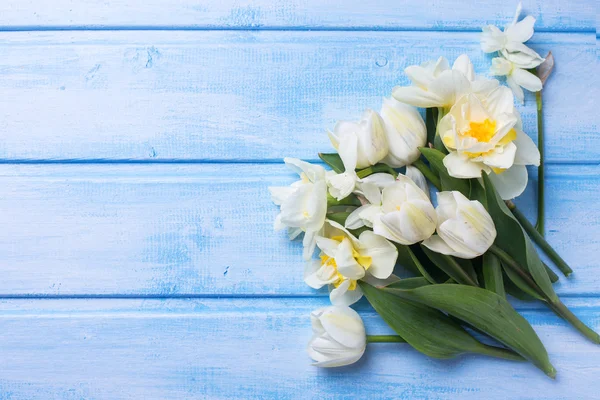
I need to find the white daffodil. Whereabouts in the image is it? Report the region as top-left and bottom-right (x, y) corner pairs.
(308, 306), (366, 367)
(372, 175), (437, 245)
(345, 173), (396, 230)
(392, 54), (498, 110)
(490, 57), (542, 104)
(480, 2), (544, 69)
(327, 109), (389, 200)
(269, 157), (328, 259)
(305, 220), (398, 306)
(438, 86), (540, 199)
(379, 97), (427, 167)
(423, 191), (496, 259)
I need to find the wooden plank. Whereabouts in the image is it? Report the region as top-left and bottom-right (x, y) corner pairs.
(0, 31), (596, 162)
(0, 0), (594, 32)
(0, 163), (597, 296)
(0, 297), (598, 399)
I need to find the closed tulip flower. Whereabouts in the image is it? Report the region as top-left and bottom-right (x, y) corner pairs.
(308, 306), (366, 367)
(380, 97), (427, 167)
(423, 191), (496, 259)
(327, 109), (389, 200)
(372, 175), (437, 245)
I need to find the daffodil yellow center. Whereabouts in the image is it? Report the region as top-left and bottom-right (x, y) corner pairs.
(464, 119), (496, 142)
(323, 236), (373, 290)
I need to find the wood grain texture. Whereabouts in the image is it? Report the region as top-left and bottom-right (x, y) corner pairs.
(0, 163), (597, 296)
(0, 298), (598, 399)
(0, 0), (594, 31)
(0, 31), (597, 162)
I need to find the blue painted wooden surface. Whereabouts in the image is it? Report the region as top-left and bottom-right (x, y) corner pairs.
(0, 1), (598, 399)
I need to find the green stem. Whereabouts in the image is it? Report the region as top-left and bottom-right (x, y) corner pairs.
(544, 262), (559, 283)
(507, 202), (573, 277)
(413, 159), (441, 190)
(547, 300), (600, 344)
(490, 245), (599, 344)
(356, 164), (398, 179)
(476, 345), (525, 362)
(367, 335), (406, 343)
(535, 88), (545, 235)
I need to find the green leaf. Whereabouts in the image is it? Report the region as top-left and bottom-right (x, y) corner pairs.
(482, 174), (557, 303)
(360, 282), (521, 361)
(385, 277), (431, 290)
(421, 245), (478, 286)
(318, 153), (344, 173)
(501, 261), (544, 301)
(384, 284), (555, 378)
(482, 253), (505, 298)
(469, 178), (487, 208)
(419, 148), (469, 197)
(395, 244), (437, 284)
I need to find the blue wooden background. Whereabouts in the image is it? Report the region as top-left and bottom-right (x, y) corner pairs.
(0, 1), (598, 398)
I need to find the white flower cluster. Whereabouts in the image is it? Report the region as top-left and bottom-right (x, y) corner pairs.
(268, 4), (544, 368)
(481, 2), (545, 103)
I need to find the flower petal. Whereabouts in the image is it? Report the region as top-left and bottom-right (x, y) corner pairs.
(487, 164), (528, 200)
(452, 54), (475, 81)
(405, 166), (430, 199)
(334, 238), (366, 280)
(304, 260), (337, 289)
(329, 280), (363, 306)
(443, 151), (484, 178)
(358, 230), (398, 279)
(506, 15), (536, 43)
(511, 68), (543, 92)
(480, 25), (506, 53)
(513, 130), (541, 166)
(506, 75), (525, 104)
(481, 142), (517, 170)
(392, 85), (445, 108)
(490, 57), (512, 76)
(422, 234), (472, 258)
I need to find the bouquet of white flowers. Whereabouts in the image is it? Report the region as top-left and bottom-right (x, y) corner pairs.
(268, 3), (596, 378)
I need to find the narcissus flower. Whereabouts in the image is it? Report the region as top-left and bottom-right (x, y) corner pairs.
(438, 86), (540, 199)
(423, 191), (496, 259)
(480, 2), (544, 69)
(490, 57), (542, 104)
(372, 175), (437, 245)
(379, 97), (427, 167)
(269, 158), (328, 259)
(308, 306), (366, 367)
(327, 109), (388, 200)
(305, 220), (397, 306)
(392, 55), (498, 110)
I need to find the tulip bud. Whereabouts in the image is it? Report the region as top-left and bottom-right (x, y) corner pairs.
(380, 97), (427, 167)
(328, 109), (388, 170)
(308, 306), (366, 367)
(422, 191), (497, 259)
(372, 175), (437, 245)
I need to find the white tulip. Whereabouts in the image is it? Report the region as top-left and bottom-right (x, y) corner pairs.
(405, 165), (430, 200)
(423, 191), (497, 259)
(490, 57), (542, 104)
(392, 55), (498, 110)
(269, 157), (328, 259)
(480, 2), (544, 69)
(305, 220), (397, 306)
(327, 109), (389, 200)
(372, 175), (437, 245)
(438, 86), (540, 199)
(380, 97), (427, 167)
(308, 306), (366, 367)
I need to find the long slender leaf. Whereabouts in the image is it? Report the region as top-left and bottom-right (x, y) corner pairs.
(395, 244), (437, 284)
(482, 174), (558, 303)
(421, 245), (478, 286)
(384, 284), (555, 378)
(360, 283), (523, 362)
(420, 148), (469, 196)
(385, 277), (431, 290)
(501, 261), (544, 301)
(482, 252), (505, 298)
